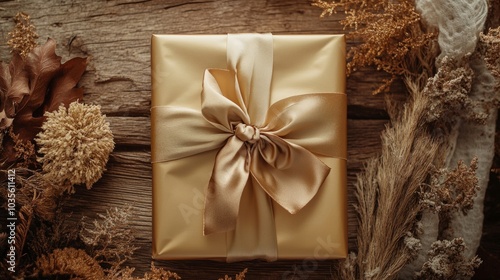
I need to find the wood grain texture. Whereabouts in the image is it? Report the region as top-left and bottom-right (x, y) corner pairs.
(0, 1), (394, 278)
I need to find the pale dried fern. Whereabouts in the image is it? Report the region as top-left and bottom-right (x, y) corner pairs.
(80, 206), (138, 269)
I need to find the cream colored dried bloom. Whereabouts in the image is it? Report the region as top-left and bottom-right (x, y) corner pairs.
(36, 102), (114, 189)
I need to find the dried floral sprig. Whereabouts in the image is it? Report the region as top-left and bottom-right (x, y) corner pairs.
(143, 263), (182, 280)
(7, 12), (38, 58)
(12, 168), (63, 221)
(479, 27), (500, 92)
(28, 212), (80, 260)
(423, 56), (486, 125)
(7, 127), (36, 168)
(420, 158), (479, 216)
(313, 0), (437, 93)
(35, 248), (106, 279)
(36, 102), (114, 190)
(105, 263), (181, 280)
(218, 268), (248, 280)
(416, 238), (482, 279)
(80, 206), (137, 269)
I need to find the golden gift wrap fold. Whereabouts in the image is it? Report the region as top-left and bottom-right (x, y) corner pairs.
(151, 34), (347, 262)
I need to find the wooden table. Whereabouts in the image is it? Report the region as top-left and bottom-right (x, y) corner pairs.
(0, 1), (395, 278)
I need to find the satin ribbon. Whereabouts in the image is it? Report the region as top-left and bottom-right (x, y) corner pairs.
(152, 34), (345, 238)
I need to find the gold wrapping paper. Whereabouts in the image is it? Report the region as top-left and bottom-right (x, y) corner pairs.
(151, 34), (347, 261)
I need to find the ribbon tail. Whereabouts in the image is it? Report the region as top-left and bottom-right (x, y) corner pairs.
(251, 134), (331, 214)
(203, 136), (250, 235)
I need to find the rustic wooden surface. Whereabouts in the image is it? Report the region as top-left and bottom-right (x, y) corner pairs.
(0, 0), (401, 279)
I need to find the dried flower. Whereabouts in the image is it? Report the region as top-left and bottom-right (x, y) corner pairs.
(479, 27), (500, 92)
(14, 168), (64, 221)
(416, 238), (482, 279)
(7, 127), (37, 168)
(36, 248), (106, 279)
(423, 56), (486, 125)
(36, 102), (114, 189)
(218, 268), (248, 280)
(420, 158), (479, 216)
(28, 212), (80, 259)
(313, 0), (437, 93)
(80, 206), (137, 268)
(143, 263), (182, 280)
(7, 12), (38, 58)
(106, 262), (181, 280)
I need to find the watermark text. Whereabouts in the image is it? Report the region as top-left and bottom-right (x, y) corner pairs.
(6, 169), (17, 273)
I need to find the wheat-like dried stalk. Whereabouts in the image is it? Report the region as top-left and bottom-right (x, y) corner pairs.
(353, 80), (440, 279)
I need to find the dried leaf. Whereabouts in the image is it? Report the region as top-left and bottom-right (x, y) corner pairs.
(0, 54), (30, 129)
(7, 38), (87, 141)
(44, 57), (87, 113)
(1, 38), (87, 168)
(12, 38), (60, 141)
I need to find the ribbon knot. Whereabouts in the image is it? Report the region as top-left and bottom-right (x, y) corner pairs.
(234, 123), (260, 144)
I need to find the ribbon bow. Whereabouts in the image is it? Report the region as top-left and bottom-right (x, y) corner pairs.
(151, 34), (345, 237)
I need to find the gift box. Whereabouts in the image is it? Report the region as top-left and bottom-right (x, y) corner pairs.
(151, 34), (347, 262)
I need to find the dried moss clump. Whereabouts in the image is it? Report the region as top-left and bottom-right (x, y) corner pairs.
(36, 102), (114, 189)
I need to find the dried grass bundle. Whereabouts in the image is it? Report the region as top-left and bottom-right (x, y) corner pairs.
(352, 82), (440, 279)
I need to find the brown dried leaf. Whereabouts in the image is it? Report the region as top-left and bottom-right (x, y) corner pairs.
(1, 38), (87, 168)
(44, 57), (87, 113)
(12, 39), (87, 140)
(12, 38), (61, 141)
(0, 54), (30, 129)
